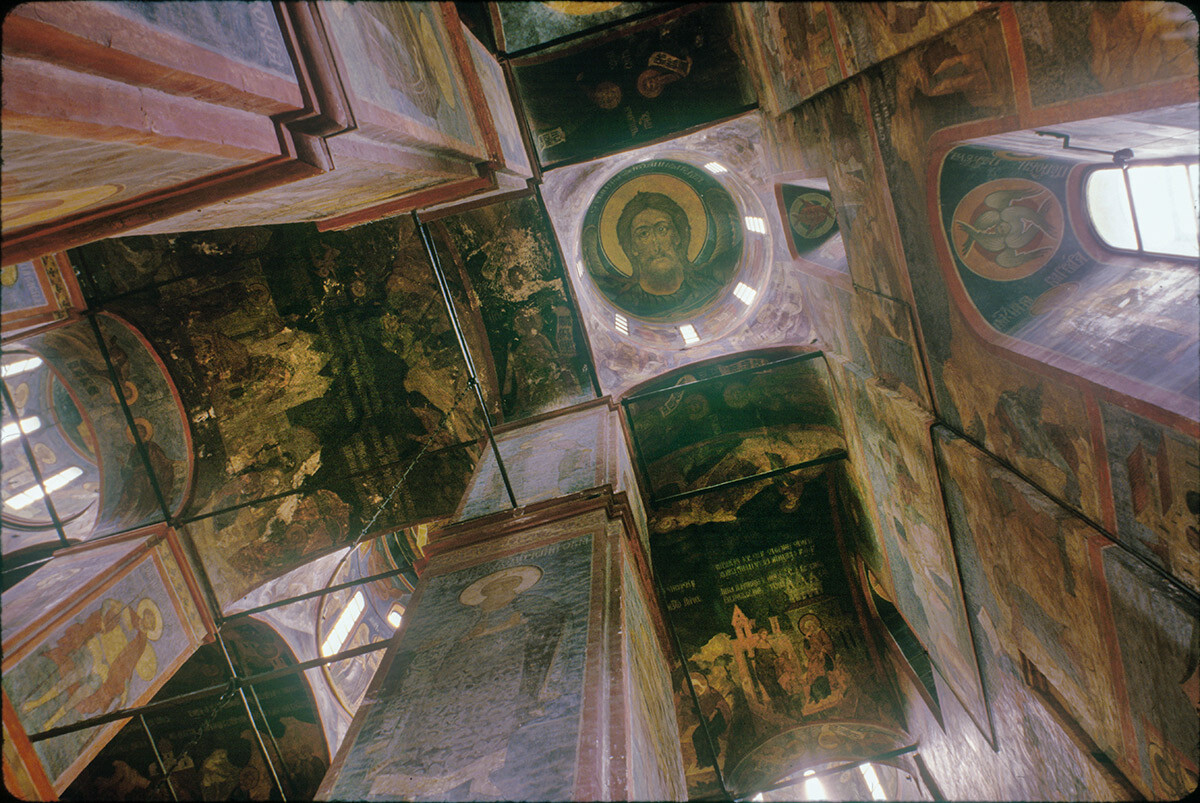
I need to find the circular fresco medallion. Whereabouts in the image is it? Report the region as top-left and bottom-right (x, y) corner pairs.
(581, 159), (742, 320)
(950, 177), (1064, 281)
(788, 191), (837, 240)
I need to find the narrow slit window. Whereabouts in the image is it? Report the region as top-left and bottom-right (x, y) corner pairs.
(321, 590), (366, 657)
(5, 466), (83, 510)
(1, 416), (42, 444)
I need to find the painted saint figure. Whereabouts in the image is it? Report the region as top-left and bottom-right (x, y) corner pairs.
(797, 614), (838, 708)
(582, 159), (743, 320)
(368, 565), (573, 800)
(599, 192), (724, 317)
(20, 597), (163, 731)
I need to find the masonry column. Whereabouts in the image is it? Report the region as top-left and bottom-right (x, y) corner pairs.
(317, 400), (686, 800)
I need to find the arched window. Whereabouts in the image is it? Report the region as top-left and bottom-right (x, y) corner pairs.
(1086, 160), (1199, 258)
(935, 102), (1199, 420)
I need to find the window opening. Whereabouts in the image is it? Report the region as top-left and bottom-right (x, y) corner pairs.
(1, 415), (41, 444)
(5, 466), (83, 510)
(860, 763), (888, 800)
(321, 589), (366, 657)
(1, 356), (43, 377)
(1088, 161), (1199, 258)
(803, 769), (828, 801)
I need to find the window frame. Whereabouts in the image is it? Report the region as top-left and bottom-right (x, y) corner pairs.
(1082, 156), (1200, 263)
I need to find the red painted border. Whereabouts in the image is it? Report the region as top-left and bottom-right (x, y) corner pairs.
(1085, 395), (1121, 533)
(316, 172), (493, 232)
(575, 523), (611, 799)
(163, 526), (218, 643)
(4, 5), (304, 113)
(823, 1), (852, 81)
(998, 3), (1033, 119)
(3, 692), (58, 801)
(2, 157), (320, 268)
(605, 528), (629, 797)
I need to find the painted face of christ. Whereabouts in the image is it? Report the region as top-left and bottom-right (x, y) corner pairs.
(617, 192), (692, 296)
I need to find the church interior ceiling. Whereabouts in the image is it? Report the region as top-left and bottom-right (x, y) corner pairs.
(1, 1), (1198, 801)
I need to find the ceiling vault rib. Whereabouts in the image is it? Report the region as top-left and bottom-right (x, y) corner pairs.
(224, 563), (413, 622)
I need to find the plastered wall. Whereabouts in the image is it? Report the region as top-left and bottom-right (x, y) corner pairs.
(748, 2), (1198, 798)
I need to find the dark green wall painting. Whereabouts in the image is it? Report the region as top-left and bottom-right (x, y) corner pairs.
(651, 474), (903, 798)
(491, 1), (670, 54)
(582, 159), (743, 320)
(509, 4), (757, 168)
(436, 196), (595, 422)
(625, 353), (845, 501)
(70, 218), (485, 607)
(778, 184), (846, 271)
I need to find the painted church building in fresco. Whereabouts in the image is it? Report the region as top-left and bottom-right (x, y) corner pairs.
(2, 2), (1197, 801)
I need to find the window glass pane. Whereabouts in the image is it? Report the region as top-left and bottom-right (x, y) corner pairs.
(1129, 164), (1199, 257)
(1086, 168), (1138, 250)
(1189, 163), (1199, 217)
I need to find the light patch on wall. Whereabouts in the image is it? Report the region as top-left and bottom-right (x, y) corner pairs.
(679, 324), (699, 345)
(733, 282), (758, 305)
(1, 416), (42, 444)
(615, 313), (629, 335)
(744, 215), (766, 234)
(4, 466), (82, 510)
(705, 161), (728, 174)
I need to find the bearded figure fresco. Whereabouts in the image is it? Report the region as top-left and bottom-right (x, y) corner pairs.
(582, 159), (743, 320)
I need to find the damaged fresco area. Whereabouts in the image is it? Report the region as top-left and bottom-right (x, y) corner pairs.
(510, 4), (757, 168)
(652, 470), (904, 798)
(71, 218), (485, 607)
(434, 195), (595, 423)
(934, 429), (1129, 774)
(1100, 401), (1200, 592)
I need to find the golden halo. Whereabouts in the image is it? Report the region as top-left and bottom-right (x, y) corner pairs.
(417, 11), (457, 110)
(599, 174), (707, 276)
(542, 1), (622, 14)
(2, 184), (123, 229)
(136, 598), (164, 641)
(797, 613), (821, 633)
(459, 565), (542, 606)
(124, 417), (154, 444)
